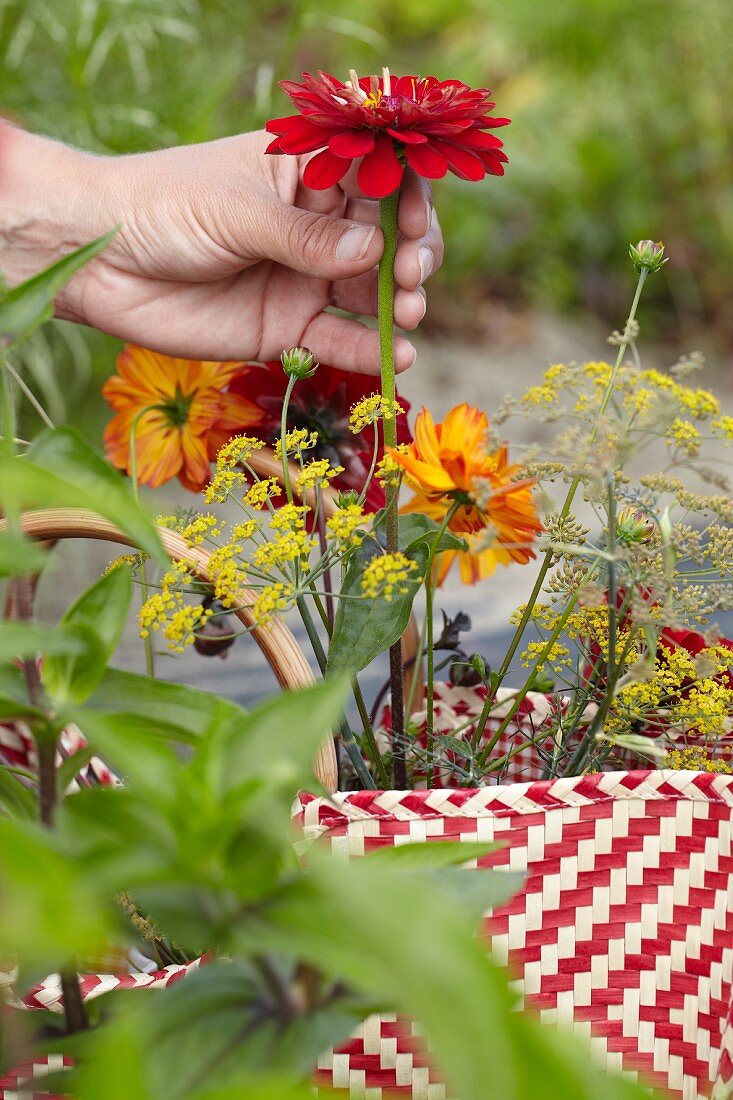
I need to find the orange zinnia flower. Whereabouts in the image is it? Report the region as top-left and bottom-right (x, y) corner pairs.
(390, 404), (542, 585)
(102, 346), (259, 491)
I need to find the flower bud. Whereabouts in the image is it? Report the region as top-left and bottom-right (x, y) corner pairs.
(281, 347), (318, 379)
(629, 240), (668, 274)
(336, 489), (360, 509)
(615, 507), (655, 545)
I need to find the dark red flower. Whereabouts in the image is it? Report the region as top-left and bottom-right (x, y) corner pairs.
(265, 69), (509, 199)
(209, 360), (411, 512)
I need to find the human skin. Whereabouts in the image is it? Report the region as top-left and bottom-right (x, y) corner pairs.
(0, 123), (443, 374)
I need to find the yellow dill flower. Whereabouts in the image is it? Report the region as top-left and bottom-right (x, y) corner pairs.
(243, 478), (280, 509)
(296, 459), (344, 493)
(521, 383), (558, 408)
(180, 513), (221, 545)
(228, 519), (260, 552)
(104, 552), (147, 575)
(665, 418), (700, 456)
(375, 445), (408, 487)
(326, 503), (366, 546)
(208, 550), (248, 611)
(215, 434), (265, 469)
(582, 361), (612, 383)
(712, 415), (733, 443)
(520, 640), (571, 670)
(139, 560), (196, 642)
(671, 682), (732, 738)
(270, 504), (308, 531)
(663, 747), (732, 774)
(360, 552), (418, 601)
(274, 428), (318, 459)
(349, 395), (404, 433)
(251, 582), (294, 625)
(163, 603), (212, 654)
(253, 529), (316, 571)
(204, 467), (246, 504)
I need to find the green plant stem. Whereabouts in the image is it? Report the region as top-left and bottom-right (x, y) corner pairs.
(309, 586), (388, 786)
(129, 409), (155, 678)
(5, 361), (55, 429)
(470, 268), (649, 753)
(296, 593), (376, 790)
(280, 375), (297, 506)
(379, 189), (405, 787)
(423, 502), (461, 789)
(12, 570), (89, 1033)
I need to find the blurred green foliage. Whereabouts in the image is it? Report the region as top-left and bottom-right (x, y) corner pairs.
(1, 0), (731, 424)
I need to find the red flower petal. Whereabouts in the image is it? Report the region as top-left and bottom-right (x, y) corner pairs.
(405, 142), (448, 180)
(433, 141), (485, 181)
(386, 128), (428, 145)
(329, 130), (376, 157)
(459, 130), (505, 151)
(357, 135), (403, 198)
(303, 148), (350, 189)
(476, 115), (511, 128)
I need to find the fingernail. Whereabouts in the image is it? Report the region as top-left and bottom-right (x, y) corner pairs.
(417, 286), (427, 321)
(337, 224), (376, 262)
(424, 198), (432, 230)
(418, 246), (433, 283)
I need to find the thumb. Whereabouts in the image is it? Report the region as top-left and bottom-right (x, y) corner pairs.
(246, 194), (383, 279)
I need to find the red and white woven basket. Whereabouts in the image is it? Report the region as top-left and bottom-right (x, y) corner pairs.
(295, 770), (733, 1100)
(3, 709), (733, 1098)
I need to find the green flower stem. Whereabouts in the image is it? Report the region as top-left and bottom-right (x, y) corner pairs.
(379, 188), (406, 787)
(424, 501), (462, 789)
(280, 374), (297, 506)
(129, 409), (156, 679)
(309, 582), (388, 786)
(473, 589), (582, 772)
(0, 357), (21, 543)
(470, 268), (650, 754)
(296, 590), (376, 790)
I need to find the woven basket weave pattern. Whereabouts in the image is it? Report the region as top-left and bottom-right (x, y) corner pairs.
(296, 771), (733, 1100)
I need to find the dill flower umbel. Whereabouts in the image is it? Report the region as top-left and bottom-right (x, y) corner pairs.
(361, 552), (418, 601)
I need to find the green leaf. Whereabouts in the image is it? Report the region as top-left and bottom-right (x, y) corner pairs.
(0, 765), (37, 818)
(364, 840), (503, 870)
(43, 566), (132, 705)
(1, 427), (166, 566)
(85, 667), (245, 742)
(0, 816), (113, 971)
(0, 533), (49, 577)
(196, 676), (349, 802)
(0, 621), (86, 664)
(56, 745), (97, 793)
(397, 511), (467, 554)
(0, 232), (117, 349)
(327, 537), (426, 676)
(0, 665), (41, 720)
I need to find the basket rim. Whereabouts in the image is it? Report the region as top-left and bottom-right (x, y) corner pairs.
(294, 768), (733, 830)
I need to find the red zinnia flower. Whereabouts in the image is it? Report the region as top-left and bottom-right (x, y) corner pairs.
(265, 68), (509, 199)
(208, 360), (411, 513)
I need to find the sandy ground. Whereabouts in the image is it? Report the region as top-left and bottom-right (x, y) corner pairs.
(30, 310), (733, 709)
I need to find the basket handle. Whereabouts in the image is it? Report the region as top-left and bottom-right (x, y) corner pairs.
(8, 508), (339, 793)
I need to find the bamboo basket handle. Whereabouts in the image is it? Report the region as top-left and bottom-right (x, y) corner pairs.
(8, 508), (338, 793)
(249, 448), (425, 711)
